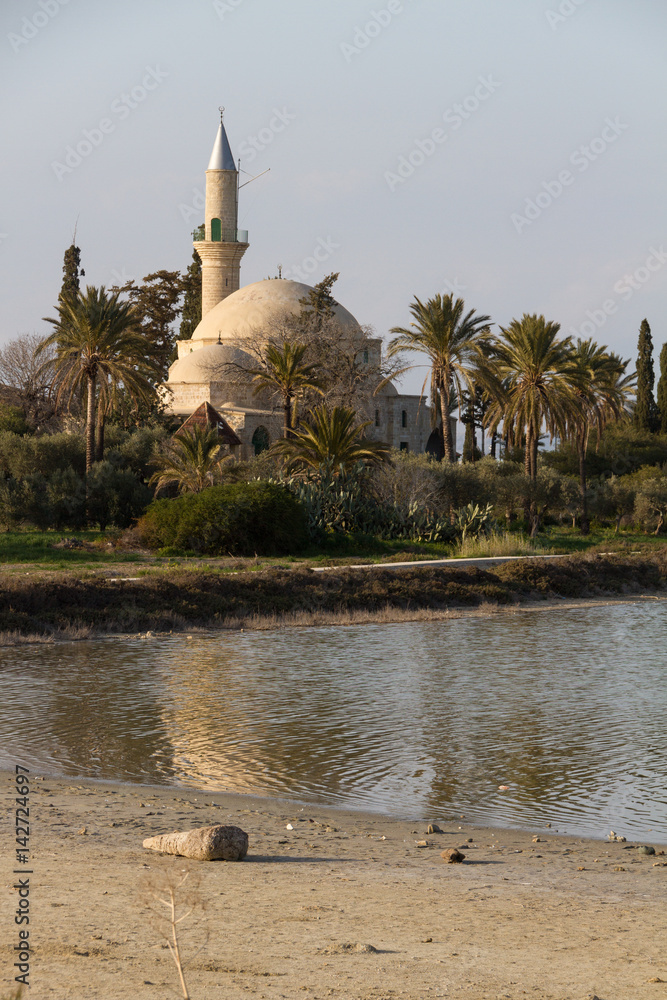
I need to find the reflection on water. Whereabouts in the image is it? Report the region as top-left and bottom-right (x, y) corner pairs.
(1, 602), (666, 841)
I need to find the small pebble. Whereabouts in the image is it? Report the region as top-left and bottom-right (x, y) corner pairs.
(636, 845), (655, 856)
(427, 824), (442, 835)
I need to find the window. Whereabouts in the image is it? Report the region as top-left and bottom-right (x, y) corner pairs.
(211, 218), (222, 241)
(400, 442), (409, 452)
(363, 349), (369, 364)
(375, 409), (380, 427)
(401, 410), (407, 428)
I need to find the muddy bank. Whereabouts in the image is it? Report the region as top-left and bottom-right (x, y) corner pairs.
(1, 550), (666, 641)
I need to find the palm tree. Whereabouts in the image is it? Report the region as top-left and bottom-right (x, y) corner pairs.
(387, 294), (493, 462)
(247, 342), (323, 437)
(273, 405), (391, 474)
(486, 315), (582, 480)
(149, 425), (230, 494)
(38, 286), (160, 472)
(567, 340), (636, 533)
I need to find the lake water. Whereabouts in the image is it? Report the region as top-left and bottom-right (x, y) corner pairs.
(2, 602), (666, 842)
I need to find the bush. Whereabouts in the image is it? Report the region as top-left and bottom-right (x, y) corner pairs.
(0, 403), (30, 435)
(86, 461), (154, 531)
(136, 481), (309, 556)
(0, 430), (86, 478)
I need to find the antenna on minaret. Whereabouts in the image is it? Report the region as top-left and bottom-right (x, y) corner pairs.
(219, 105), (225, 122)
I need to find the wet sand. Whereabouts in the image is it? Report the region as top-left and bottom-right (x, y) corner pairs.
(3, 771), (666, 999)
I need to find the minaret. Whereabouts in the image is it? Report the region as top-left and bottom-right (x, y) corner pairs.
(193, 109), (249, 317)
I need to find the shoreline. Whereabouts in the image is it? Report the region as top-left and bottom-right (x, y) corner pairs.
(4, 770), (666, 999)
(2, 580), (667, 646)
(2, 549), (667, 644)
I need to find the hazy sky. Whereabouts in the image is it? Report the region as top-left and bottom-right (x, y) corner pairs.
(2, 0), (666, 397)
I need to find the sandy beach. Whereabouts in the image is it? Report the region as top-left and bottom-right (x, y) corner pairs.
(3, 771), (666, 1000)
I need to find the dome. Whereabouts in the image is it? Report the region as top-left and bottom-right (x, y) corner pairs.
(168, 342), (254, 383)
(190, 279), (362, 344)
(379, 381), (398, 396)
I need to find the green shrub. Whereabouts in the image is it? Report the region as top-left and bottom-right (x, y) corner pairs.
(0, 403), (29, 435)
(86, 462), (154, 531)
(137, 481), (309, 556)
(0, 430), (86, 478)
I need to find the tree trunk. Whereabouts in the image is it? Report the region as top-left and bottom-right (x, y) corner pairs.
(96, 405), (105, 464)
(524, 427), (532, 478)
(440, 382), (455, 462)
(531, 431), (538, 481)
(283, 395), (292, 438)
(490, 430), (497, 459)
(578, 434), (589, 535)
(86, 374), (96, 474)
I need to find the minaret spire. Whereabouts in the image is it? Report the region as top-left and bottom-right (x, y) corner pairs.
(207, 107), (236, 170)
(193, 109), (250, 317)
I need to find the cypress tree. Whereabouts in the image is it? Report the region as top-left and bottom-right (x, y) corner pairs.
(634, 318), (657, 432)
(179, 250), (202, 340)
(60, 241), (82, 303)
(657, 342), (667, 434)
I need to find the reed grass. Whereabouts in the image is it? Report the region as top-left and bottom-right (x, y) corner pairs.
(456, 531), (554, 558)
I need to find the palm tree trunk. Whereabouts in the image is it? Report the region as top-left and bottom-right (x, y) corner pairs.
(440, 382), (455, 462)
(524, 427), (532, 478)
(86, 374), (96, 474)
(96, 404), (105, 464)
(578, 430), (589, 535)
(284, 395), (292, 438)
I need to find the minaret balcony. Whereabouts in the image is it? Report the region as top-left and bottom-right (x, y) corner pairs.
(192, 225), (249, 243)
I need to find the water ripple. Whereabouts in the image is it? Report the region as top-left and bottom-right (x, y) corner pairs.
(1, 602), (666, 841)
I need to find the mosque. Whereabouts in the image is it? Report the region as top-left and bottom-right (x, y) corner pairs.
(165, 114), (435, 459)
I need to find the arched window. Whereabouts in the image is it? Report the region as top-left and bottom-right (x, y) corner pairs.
(211, 218), (222, 241)
(252, 425), (270, 455)
(401, 410), (407, 428)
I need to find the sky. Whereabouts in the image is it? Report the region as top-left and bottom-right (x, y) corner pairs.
(1, 0), (666, 399)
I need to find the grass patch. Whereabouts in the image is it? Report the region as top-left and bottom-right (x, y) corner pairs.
(0, 531), (142, 566)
